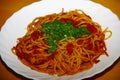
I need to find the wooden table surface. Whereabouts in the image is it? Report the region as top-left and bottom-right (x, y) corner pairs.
(0, 0), (120, 80)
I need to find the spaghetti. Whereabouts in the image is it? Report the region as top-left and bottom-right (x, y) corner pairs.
(12, 9), (112, 76)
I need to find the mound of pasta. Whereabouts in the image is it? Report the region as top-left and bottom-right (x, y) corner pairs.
(12, 9), (112, 76)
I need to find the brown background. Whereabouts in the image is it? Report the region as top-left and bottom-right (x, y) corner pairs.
(0, 0), (120, 80)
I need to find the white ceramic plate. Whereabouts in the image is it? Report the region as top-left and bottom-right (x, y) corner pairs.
(0, 0), (120, 80)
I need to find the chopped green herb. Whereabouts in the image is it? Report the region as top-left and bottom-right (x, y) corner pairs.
(41, 20), (91, 53)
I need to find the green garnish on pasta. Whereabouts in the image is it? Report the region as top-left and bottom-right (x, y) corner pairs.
(41, 20), (91, 53)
